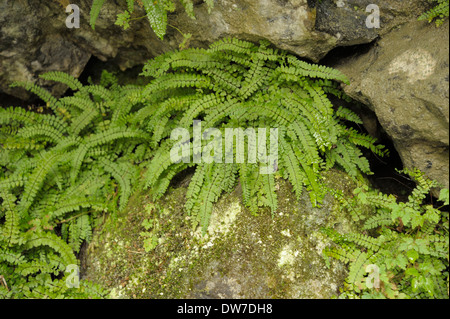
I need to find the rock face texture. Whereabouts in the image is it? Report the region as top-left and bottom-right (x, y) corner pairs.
(1, 0), (427, 99)
(82, 170), (368, 299)
(333, 20), (449, 191)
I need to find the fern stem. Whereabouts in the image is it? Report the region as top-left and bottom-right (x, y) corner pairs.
(56, 211), (91, 225)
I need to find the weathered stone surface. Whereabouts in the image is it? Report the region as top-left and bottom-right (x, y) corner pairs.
(0, 1), (92, 99)
(332, 20), (449, 191)
(82, 169), (369, 299)
(314, 0), (427, 46)
(1, 0), (428, 100)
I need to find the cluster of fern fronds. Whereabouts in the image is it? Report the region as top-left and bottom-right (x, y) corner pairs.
(139, 38), (387, 233)
(322, 168), (449, 299)
(418, 0), (449, 26)
(0, 71), (147, 298)
(91, 0), (213, 40)
(1, 38), (385, 298)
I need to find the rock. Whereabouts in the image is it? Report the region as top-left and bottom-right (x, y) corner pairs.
(314, 0), (427, 46)
(0, 0), (168, 100)
(1, 0), (429, 100)
(0, 1), (92, 100)
(82, 169), (370, 299)
(332, 20), (449, 192)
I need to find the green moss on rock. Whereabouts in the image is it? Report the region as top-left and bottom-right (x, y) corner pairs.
(82, 169), (371, 299)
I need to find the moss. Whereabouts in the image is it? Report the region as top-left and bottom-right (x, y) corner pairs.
(82, 168), (372, 299)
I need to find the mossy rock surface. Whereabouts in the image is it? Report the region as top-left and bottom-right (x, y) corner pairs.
(82, 169), (370, 299)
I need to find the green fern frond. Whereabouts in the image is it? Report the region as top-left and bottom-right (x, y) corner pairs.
(322, 246), (355, 264)
(279, 138), (306, 200)
(345, 128), (388, 157)
(141, 74), (212, 99)
(0, 106), (41, 127)
(239, 54), (270, 99)
(258, 172), (278, 217)
(180, 0), (195, 19)
(64, 214), (92, 253)
(70, 127), (148, 182)
(283, 56), (350, 84)
(347, 251), (371, 286)
(100, 158), (137, 211)
(189, 163), (237, 234)
(344, 233), (381, 251)
(20, 151), (62, 213)
(184, 164), (206, 213)
(0, 175), (28, 191)
(80, 85), (113, 101)
(418, 0), (449, 26)
(209, 38), (257, 55)
(10, 82), (60, 113)
(335, 106), (363, 124)
(363, 209), (394, 230)
(58, 96), (97, 114)
(0, 190), (21, 246)
(48, 196), (99, 221)
(0, 249), (26, 266)
(89, 0), (106, 30)
(70, 108), (100, 136)
(143, 142), (177, 189)
(17, 124), (65, 144)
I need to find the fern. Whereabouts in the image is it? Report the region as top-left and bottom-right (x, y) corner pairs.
(63, 214), (92, 253)
(0, 190), (21, 246)
(39, 72), (83, 92)
(25, 232), (77, 266)
(91, 0), (214, 41)
(1, 38), (387, 298)
(323, 170), (449, 299)
(0, 70), (154, 298)
(89, 0), (106, 30)
(137, 38), (386, 233)
(100, 158), (137, 211)
(19, 150), (63, 213)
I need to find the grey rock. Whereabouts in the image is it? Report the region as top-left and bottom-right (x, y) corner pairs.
(314, 0), (427, 46)
(333, 20), (449, 191)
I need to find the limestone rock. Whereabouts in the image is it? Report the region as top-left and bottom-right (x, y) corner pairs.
(333, 20), (449, 191)
(0, 1), (92, 100)
(314, 0), (427, 46)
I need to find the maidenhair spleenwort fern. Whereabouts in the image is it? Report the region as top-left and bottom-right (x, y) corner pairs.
(322, 168), (449, 299)
(139, 38), (387, 234)
(418, 0), (449, 26)
(1, 38), (385, 298)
